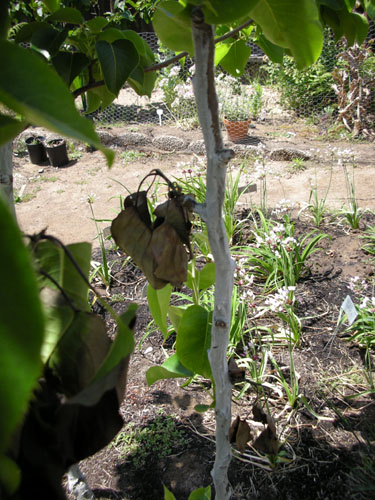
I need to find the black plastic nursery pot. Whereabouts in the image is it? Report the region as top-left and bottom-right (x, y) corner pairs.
(45, 139), (69, 167)
(25, 136), (48, 165)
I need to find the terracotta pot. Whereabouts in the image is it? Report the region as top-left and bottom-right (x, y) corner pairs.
(223, 117), (251, 142)
(25, 136), (47, 165)
(45, 139), (69, 167)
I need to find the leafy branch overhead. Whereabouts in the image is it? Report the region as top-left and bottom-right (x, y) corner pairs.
(1, 0), (372, 160)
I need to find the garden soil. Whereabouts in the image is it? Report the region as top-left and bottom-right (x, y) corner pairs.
(12, 116), (375, 499)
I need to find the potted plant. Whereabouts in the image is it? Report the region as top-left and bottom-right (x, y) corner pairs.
(223, 96), (252, 142)
(45, 138), (69, 167)
(25, 136), (48, 164)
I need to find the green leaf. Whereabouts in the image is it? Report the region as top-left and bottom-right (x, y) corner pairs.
(95, 39), (139, 96)
(250, 0), (324, 68)
(194, 403), (213, 412)
(256, 34), (284, 63)
(186, 262), (216, 291)
(153, 1), (194, 54)
(147, 283), (172, 338)
(214, 41), (231, 66)
(338, 10), (369, 45)
(85, 89), (102, 114)
(0, 456), (20, 496)
(203, 0), (260, 24)
(52, 51), (90, 86)
(188, 486), (212, 500)
(219, 39), (251, 76)
(14, 22), (50, 43)
(146, 353), (193, 386)
(0, 197), (44, 457)
(41, 0), (61, 13)
(176, 305), (212, 379)
(128, 67), (157, 97)
(86, 16), (108, 33)
(0, 42), (114, 166)
(0, 115), (27, 143)
(47, 7), (83, 24)
(89, 85), (117, 109)
(163, 485), (177, 500)
(363, 0), (375, 20)
(31, 25), (68, 56)
(168, 305), (185, 332)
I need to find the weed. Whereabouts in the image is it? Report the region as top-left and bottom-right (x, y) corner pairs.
(120, 150), (147, 164)
(290, 158), (306, 171)
(112, 412), (190, 468)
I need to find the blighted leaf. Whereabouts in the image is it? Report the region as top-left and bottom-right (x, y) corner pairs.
(151, 222), (188, 287)
(154, 198), (192, 250)
(228, 358), (245, 384)
(252, 415), (279, 455)
(252, 402), (268, 424)
(111, 203), (167, 290)
(229, 416), (252, 453)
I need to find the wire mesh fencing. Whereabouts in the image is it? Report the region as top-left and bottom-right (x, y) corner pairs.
(88, 27), (375, 139)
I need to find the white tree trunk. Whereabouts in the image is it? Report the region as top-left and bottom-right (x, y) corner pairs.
(191, 9), (235, 500)
(0, 142), (15, 217)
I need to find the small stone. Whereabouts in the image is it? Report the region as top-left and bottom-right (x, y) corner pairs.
(152, 135), (187, 151)
(38, 168), (44, 174)
(270, 148), (311, 161)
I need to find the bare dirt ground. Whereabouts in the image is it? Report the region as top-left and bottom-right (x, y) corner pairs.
(12, 116), (375, 500)
(13, 117), (375, 247)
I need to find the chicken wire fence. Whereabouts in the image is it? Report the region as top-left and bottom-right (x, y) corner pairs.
(88, 27), (375, 137)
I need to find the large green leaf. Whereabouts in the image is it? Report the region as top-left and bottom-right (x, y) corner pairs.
(146, 353), (193, 386)
(0, 197), (44, 460)
(203, 0), (260, 24)
(46, 7), (83, 24)
(218, 39), (251, 76)
(250, 0), (324, 68)
(0, 41), (114, 165)
(52, 51), (90, 86)
(95, 39), (139, 96)
(89, 85), (117, 110)
(337, 9), (369, 45)
(147, 283), (172, 338)
(153, 1), (194, 54)
(256, 34), (284, 63)
(176, 305), (212, 379)
(128, 67), (157, 97)
(0, 115), (27, 144)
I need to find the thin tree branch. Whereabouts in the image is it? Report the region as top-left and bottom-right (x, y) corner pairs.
(144, 19), (253, 73)
(72, 18), (254, 97)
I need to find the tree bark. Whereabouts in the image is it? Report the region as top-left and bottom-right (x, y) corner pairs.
(0, 142), (15, 218)
(191, 9), (235, 500)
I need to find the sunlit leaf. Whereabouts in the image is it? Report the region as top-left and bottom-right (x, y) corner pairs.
(146, 353), (193, 386)
(250, 0), (324, 68)
(176, 305), (212, 379)
(147, 283), (172, 338)
(86, 16), (108, 33)
(219, 39), (251, 77)
(188, 486), (212, 500)
(41, 0), (61, 13)
(153, 1), (194, 54)
(203, 0), (259, 24)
